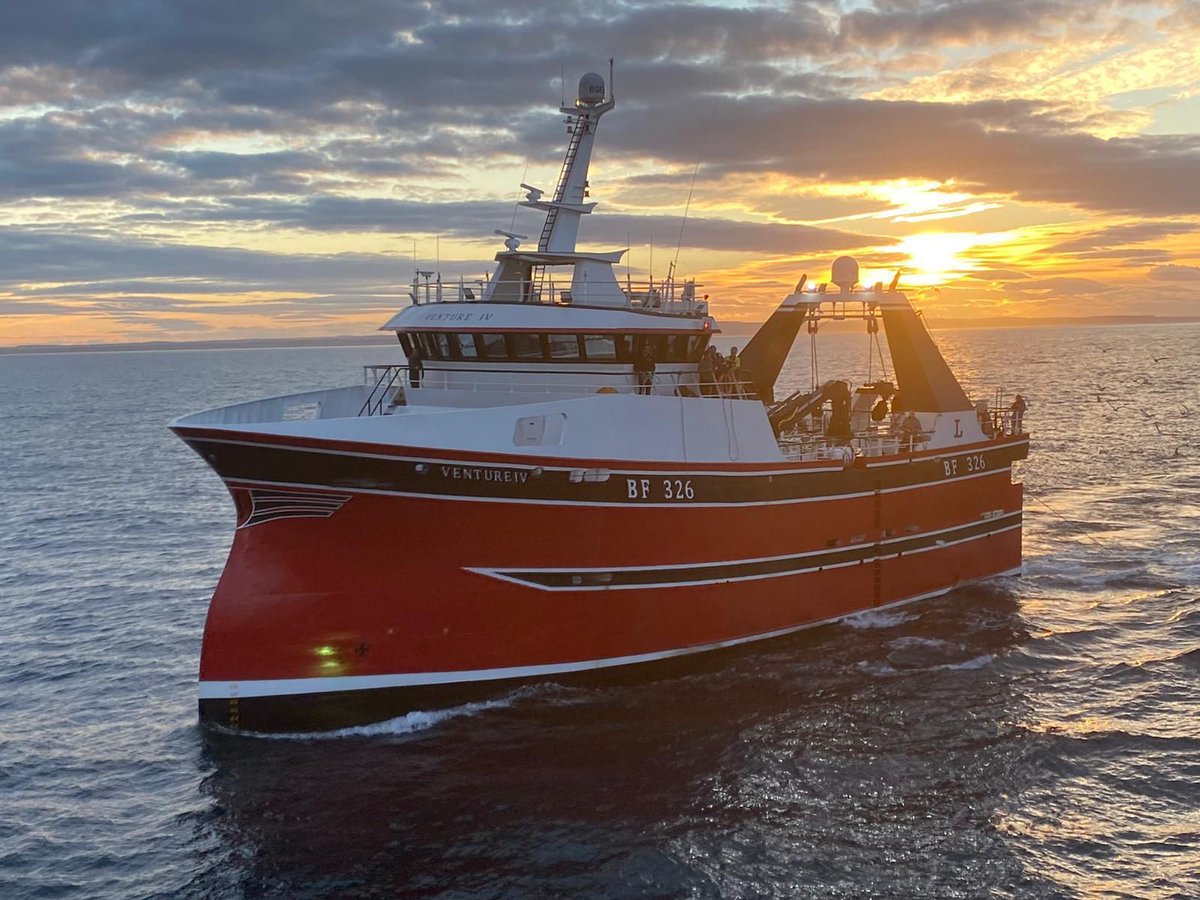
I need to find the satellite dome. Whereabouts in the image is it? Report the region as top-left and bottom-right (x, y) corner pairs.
(578, 72), (606, 106)
(831, 256), (859, 292)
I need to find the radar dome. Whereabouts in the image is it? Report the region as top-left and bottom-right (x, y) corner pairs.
(831, 255), (859, 292)
(578, 72), (606, 106)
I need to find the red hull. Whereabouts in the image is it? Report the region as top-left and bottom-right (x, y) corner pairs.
(181, 429), (1027, 732)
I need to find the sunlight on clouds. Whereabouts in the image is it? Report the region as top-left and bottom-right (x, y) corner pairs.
(868, 25), (1200, 140)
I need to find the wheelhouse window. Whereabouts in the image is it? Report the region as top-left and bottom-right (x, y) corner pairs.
(508, 332), (546, 361)
(401, 330), (706, 364)
(581, 334), (618, 362)
(410, 332), (453, 360)
(477, 332), (508, 360)
(547, 333), (582, 360)
(448, 333), (475, 359)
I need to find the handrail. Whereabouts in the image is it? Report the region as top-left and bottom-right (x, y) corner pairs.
(404, 276), (707, 314)
(359, 365), (405, 416)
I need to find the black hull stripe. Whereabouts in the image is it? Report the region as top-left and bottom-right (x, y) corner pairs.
(475, 514), (1022, 590)
(184, 435), (1027, 507)
(220, 470), (1009, 509)
(175, 426), (1028, 472)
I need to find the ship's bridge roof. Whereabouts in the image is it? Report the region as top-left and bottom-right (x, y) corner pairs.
(381, 301), (718, 334)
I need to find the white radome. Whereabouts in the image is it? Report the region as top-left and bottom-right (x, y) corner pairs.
(578, 72), (606, 105)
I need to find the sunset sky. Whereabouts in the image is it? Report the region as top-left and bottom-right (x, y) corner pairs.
(2, 0), (1199, 346)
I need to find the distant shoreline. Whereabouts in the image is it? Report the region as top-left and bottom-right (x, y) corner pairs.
(1, 314), (1197, 355)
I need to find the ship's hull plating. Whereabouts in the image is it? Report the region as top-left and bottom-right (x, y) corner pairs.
(177, 427), (1027, 732)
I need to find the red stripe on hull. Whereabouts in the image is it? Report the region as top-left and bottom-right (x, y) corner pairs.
(199, 477), (1022, 693)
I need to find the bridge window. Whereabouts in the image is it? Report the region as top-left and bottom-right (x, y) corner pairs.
(508, 333), (547, 360)
(581, 334), (618, 362)
(402, 330), (705, 364)
(547, 333), (583, 360)
(478, 332), (508, 359)
(454, 333), (479, 359)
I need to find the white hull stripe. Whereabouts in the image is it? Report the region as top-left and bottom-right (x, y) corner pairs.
(240, 489), (352, 528)
(220, 464), (1013, 510)
(470, 518), (1022, 591)
(198, 568), (1021, 701)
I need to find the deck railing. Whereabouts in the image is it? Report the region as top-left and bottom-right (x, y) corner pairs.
(358, 364), (757, 414)
(405, 276), (707, 315)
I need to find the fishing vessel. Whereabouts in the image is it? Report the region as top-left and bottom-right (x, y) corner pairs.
(171, 72), (1028, 733)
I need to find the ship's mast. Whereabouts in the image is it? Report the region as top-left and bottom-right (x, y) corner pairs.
(521, 68), (615, 253)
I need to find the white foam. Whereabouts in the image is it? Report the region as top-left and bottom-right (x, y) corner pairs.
(842, 609), (921, 630)
(250, 695), (517, 740)
(856, 660), (899, 676)
(887, 636), (953, 651)
(934, 654), (994, 671)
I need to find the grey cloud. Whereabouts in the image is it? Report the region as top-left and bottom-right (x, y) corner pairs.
(114, 194), (886, 255)
(1004, 276), (1116, 294)
(2, 1), (1194, 221)
(836, 0), (1109, 50)
(0, 228), (413, 291)
(1148, 264), (1200, 281)
(1049, 221), (1198, 253)
(600, 97), (1200, 216)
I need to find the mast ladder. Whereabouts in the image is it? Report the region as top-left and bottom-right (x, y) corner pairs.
(538, 115), (586, 251)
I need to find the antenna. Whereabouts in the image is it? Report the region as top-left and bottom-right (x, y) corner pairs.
(560, 65), (565, 107)
(609, 58), (614, 100)
(511, 160), (531, 231)
(673, 158), (701, 273)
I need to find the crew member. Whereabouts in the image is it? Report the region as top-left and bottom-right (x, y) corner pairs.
(408, 344), (424, 388)
(726, 346), (742, 396)
(1011, 394), (1028, 432)
(699, 346), (717, 396)
(634, 345), (656, 395)
(900, 411), (923, 452)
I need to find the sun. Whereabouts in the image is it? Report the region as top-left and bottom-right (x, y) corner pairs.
(894, 232), (981, 286)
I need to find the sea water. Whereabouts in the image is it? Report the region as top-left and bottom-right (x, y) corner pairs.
(1, 324), (1197, 898)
